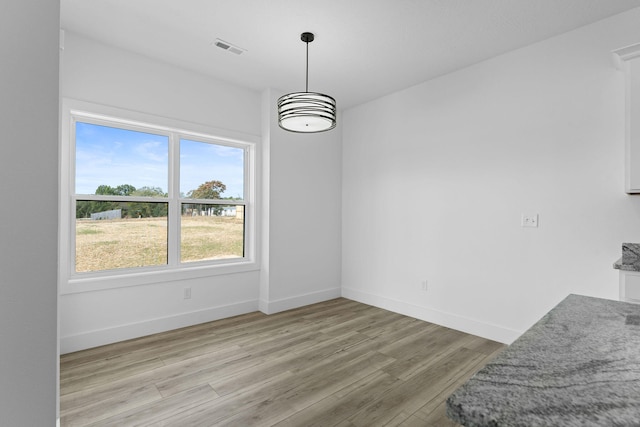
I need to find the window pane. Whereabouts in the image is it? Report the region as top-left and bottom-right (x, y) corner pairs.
(75, 122), (168, 196)
(181, 203), (244, 263)
(76, 201), (168, 272)
(180, 139), (244, 200)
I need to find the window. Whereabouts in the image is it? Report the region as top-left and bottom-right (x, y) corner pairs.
(60, 100), (256, 291)
(179, 138), (245, 263)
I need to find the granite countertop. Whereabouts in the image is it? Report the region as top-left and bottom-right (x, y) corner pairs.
(446, 294), (640, 426)
(613, 243), (640, 272)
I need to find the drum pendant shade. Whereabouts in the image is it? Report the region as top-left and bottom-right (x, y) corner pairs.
(278, 32), (336, 133)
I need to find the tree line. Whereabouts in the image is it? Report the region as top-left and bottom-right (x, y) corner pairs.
(76, 180), (233, 219)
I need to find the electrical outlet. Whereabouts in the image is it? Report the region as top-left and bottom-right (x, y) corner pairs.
(521, 214), (539, 228)
(184, 287), (191, 299)
(421, 280), (428, 291)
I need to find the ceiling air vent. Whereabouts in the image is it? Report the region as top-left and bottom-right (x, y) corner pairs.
(213, 39), (245, 55)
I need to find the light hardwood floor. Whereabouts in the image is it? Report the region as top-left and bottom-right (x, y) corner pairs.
(60, 298), (504, 426)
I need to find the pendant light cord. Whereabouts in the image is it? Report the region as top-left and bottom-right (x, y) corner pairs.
(305, 40), (309, 92)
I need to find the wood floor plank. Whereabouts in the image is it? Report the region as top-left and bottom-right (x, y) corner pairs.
(402, 412), (457, 427)
(86, 385), (219, 427)
(61, 357), (166, 395)
(61, 384), (162, 426)
(346, 347), (485, 426)
(273, 371), (400, 427)
(462, 334), (506, 355)
(159, 340), (394, 426)
(379, 324), (467, 361)
(60, 311), (265, 368)
(155, 343), (290, 397)
(60, 298), (504, 427)
(357, 314), (419, 339)
(417, 403), (461, 427)
(155, 331), (369, 398)
(60, 345), (249, 412)
(213, 351), (396, 427)
(318, 306), (404, 337)
(412, 343), (505, 422)
(375, 321), (441, 357)
(384, 410), (414, 427)
(382, 330), (487, 382)
(156, 371), (299, 426)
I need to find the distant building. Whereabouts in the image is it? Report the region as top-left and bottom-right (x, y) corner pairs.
(221, 205), (244, 219)
(91, 209), (122, 220)
(221, 206), (236, 217)
(182, 205), (244, 218)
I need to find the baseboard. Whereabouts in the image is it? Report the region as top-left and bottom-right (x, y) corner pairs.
(341, 287), (521, 344)
(60, 299), (259, 354)
(259, 287), (342, 315)
(60, 287), (517, 353)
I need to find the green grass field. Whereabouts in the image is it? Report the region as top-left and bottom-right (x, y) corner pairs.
(75, 216), (244, 272)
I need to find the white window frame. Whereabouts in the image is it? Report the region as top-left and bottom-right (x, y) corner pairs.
(60, 99), (258, 294)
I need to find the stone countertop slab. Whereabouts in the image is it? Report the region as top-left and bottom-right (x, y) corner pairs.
(446, 294), (640, 426)
(615, 258), (640, 271)
(614, 243), (640, 272)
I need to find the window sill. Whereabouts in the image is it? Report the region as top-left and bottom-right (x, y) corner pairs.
(60, 260), (260, 295)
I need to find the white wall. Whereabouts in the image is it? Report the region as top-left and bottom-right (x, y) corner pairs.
(61, 33), (261, 136)
(260, 89), (342, 313)
(59, 33), (263, 353)
(0, 1), (59, 424)
(342, 8), (640, 344)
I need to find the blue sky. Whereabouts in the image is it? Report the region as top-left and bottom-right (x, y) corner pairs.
(75, 122), (244, 198)
(180, 138), (244, 199)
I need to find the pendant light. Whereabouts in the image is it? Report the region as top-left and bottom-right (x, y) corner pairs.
(278, 32), (336, 133)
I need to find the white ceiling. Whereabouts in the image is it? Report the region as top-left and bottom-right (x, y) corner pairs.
(61, 0), (640, 110)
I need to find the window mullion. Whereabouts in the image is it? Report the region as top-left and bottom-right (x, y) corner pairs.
(73, 195), (169, 203)
(167, 132), (180, 267)
(244, 145), (252, 260)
